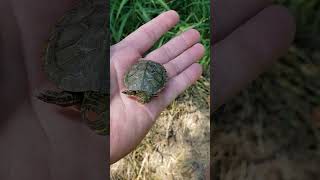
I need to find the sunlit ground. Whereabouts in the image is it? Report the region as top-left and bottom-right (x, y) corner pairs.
(111, 77), (210, 179)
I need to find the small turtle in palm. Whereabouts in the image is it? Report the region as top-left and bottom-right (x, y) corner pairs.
(37, 0), (108, 136)
(122, 59), (168, 104)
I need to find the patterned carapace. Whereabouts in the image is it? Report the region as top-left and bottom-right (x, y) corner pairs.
(37, 0), (108, 136)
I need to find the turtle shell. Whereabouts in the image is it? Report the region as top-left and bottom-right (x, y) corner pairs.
(44, 0), (108, 93)
(124, 60), (167, 95)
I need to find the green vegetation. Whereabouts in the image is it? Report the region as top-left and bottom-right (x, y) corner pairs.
(278, 0), (320, 51)
(110, 0), (210, 179)
(110, 0), (210, 71)
(109, 0), (320, 178)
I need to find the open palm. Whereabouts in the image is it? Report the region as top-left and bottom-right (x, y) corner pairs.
(110, 10), (204, 163)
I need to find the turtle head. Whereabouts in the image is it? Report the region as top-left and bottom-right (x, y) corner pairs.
(122, 90), (153, 104)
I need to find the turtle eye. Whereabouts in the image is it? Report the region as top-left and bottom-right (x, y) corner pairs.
(122, 90), (137, 95)
(121, 90), (128, 94)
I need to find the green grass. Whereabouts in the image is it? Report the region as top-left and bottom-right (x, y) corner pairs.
(109, 1), (211, 179)
(277, 0), (320, 52)
(110, 0), (211, 72)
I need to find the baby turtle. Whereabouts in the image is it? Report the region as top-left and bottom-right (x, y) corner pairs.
(122, 60), (168, 104)
(37, 0), (108, 136)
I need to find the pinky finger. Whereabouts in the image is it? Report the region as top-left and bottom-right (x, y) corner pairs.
(146, 63), (203, 119)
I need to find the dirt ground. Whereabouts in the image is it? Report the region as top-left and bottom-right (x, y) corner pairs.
(211, 46), (320, 179)
(111, 76), (210, 180)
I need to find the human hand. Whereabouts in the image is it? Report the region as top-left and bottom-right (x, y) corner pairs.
(0, 2), (204, 179)
(212, 0), (295, 110)
(0, 0), (295, 179)
(1, 0), (107, 179)
(110, 10), (204, 163)
(207, 0), (295, 179)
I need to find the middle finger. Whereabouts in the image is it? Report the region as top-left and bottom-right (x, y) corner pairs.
(213, 0), (271, 42)
(164, 43), (205, 79)
(145, 29), (200, 64)
(116, 10), (180, 55)
(212, 5), (295, 111)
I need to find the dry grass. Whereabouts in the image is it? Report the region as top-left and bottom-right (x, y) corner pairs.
(210, 1), (320, 178)
(110, 1), (210, 178)
(111, 76), (210, 180)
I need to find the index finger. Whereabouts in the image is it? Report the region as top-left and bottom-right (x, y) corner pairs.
(117, 10), (180, 55)
(213, 0), (271, 42)
(212, 6), (295, 111)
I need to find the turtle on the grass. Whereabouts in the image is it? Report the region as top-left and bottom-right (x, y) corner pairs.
(37, 0), (108, 136)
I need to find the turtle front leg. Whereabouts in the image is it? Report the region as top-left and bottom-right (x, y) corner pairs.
(37, 90), (83, 107)
(81, 91), (108, 135)
(136, 92), (153, 104)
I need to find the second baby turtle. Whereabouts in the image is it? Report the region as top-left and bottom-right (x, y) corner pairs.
(122, 60), (168, 104)
(37, 0), (108, 136)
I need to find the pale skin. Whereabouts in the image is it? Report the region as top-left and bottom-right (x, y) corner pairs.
(0, 1), (204, 178)
(0, 0), (295, 179)
(207, 0), (295, 178)
(110, 10), (204, 163)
